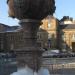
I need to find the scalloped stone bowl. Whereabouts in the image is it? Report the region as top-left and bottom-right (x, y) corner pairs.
(7, 0), (55, 20)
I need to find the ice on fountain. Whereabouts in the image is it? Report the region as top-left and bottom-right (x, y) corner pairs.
(38, 68), (50, 75)
(10, 66), (33, 75)
(10, 66), (50, 75)
(34, 72), (38, 75)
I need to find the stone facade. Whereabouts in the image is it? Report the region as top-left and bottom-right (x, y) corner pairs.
(0, 24), (19, 51)
(38, 16), (75, 52)
(37, 16), (59, 49)
(1, 16), (75, 52)
(59, 26), (75, 52)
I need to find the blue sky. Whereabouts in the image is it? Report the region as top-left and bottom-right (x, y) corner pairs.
(55, 0), (75, 19)
(0, 0), (19, 26)
(0, 0), (75, 26)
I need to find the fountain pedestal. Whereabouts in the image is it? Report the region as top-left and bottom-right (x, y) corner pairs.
(16, 19), (43, 71)
(7, 0), (56, 72)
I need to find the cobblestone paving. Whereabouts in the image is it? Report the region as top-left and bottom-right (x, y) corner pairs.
(0, 57), (75, 75)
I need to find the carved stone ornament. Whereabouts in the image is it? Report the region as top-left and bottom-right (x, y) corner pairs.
(7, 0), (56, 20)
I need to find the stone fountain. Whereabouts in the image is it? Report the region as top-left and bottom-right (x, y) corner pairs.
(7, 0), (55, 74)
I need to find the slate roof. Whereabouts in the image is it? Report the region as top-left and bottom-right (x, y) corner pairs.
(5, 26), (19, 32)
(0, 23), (19, 32)
(59, 24), (75, 29)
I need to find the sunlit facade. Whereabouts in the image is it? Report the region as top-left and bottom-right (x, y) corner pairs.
(0, 16), (75, 52)
(38, 16), (75, 52)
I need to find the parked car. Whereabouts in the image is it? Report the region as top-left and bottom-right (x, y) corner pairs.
(50, 50), (60, 53)
(42, 50), (75, 58)
(0, 52), (16, 59)
(67, 52), (75, 57)
(42, 50), (60, 58)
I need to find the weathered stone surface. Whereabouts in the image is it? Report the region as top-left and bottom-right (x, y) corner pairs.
(7, 0), (55, 72)
(7, 0), (56, 20)
(7, 0), (15, 18)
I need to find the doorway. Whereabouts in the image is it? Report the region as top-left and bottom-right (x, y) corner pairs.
(72, 42), (75, 52)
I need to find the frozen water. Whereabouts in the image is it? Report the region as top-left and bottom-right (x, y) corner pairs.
(10, 66), (50, 75)
(38, 68), (50, 75)
(10, 66), (33, 75)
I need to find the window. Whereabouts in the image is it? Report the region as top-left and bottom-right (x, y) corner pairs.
(11, 43), (14, 50)
(62, 43), (66, 49)
(40, 25), (42, 29)
(48, 20), (51, 28)
(62, 34), (66, 41)
(48, 16), (51, 29)
(72, 34), (75, 40)
(48, 33), (52, 39)
(1, 42), (3, 50)
(37, 34), (41, 39)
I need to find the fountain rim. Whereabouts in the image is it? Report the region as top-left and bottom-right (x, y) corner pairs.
(19, 19), (42, 24)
